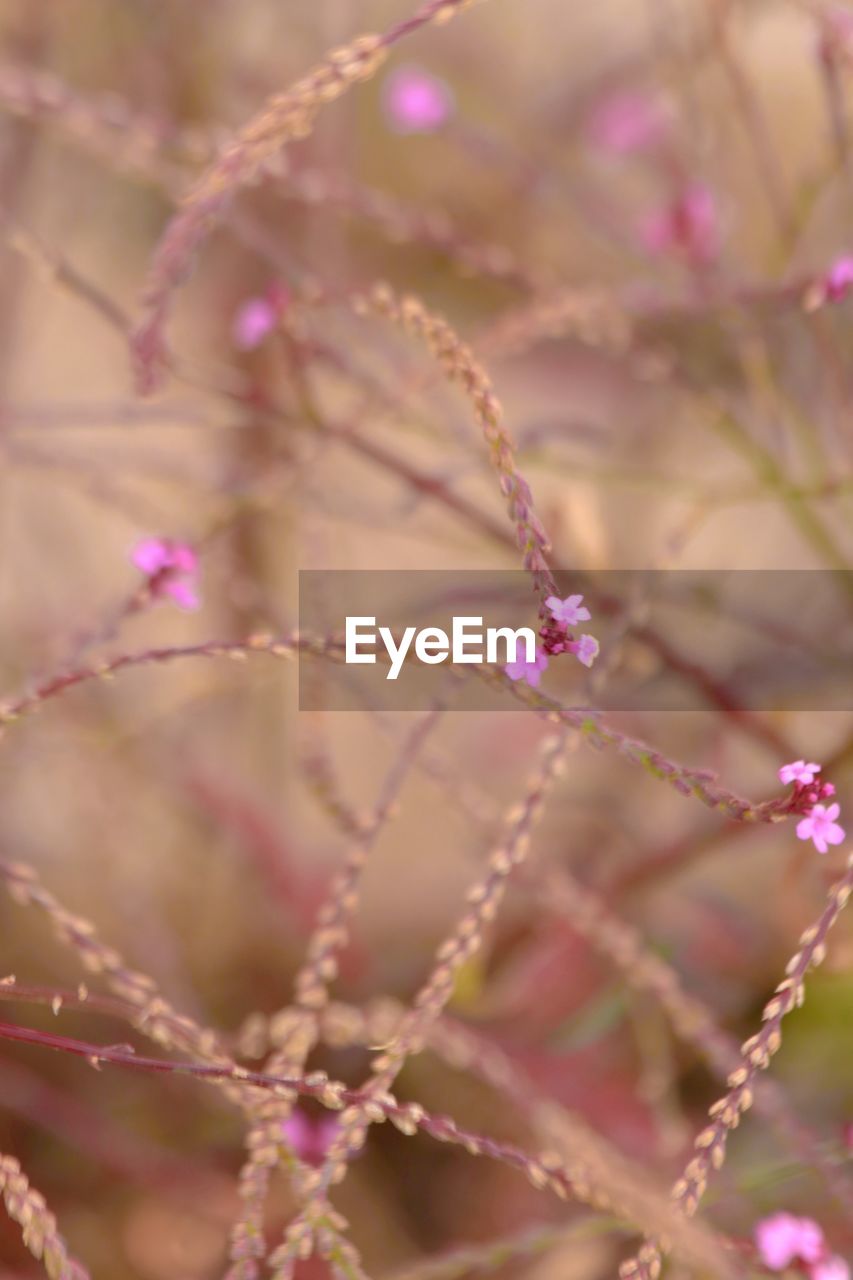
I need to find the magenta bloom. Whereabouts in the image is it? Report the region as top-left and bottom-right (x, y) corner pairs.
(755, 1214), (825, 1270)
(779, 760), (822, 786)
(131, 538), (200, 611)
(813, 1258), (851, 1280)
(232, 297), (278, 350)
(796, 803), (846, 854)
(546, 594), (591, 627)
(281, 1111), (339, 1165)
(504, 647), (548, 688)
(642, 182), (720, 266)
(823, 256), (853, 303)
(820, 6), (853, 60)
(585, 91), (669, 155)
(571, 635), (600, 669)
(382, 65), (453, 134)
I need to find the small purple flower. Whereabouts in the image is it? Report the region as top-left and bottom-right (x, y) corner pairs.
(232, 284), (289, 351)
(232, 298), (277, 350)
(779, 760), (822, 786)
(642, 182), (720, 266)
(504, 647), (548, 688)
(382, 65), (453, 134)
(131, 537), (200, 611)
(281, 1111), (339, 1165)
(755, 1214), (825, 1270)
(545, 594), (591, 627)
(823, 256), (853, 303)
(585, 91), (669, 155)
(813, 1258), (851, 1280)
(571, 635), (600, 669)
(796, 803), (846, 855)
(819, 6), (853, 62)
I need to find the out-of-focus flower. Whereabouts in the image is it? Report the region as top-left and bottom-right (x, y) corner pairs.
(585, 90), (669, 155)
(796, 803), (846, 854)
(505, 647), (548, 688)
(818, 6), (853, 62)
(232, 284), (289, 351)
(382, 65), (453, 134)
(824, 256), (853, 300)
(131, 538), (200, 611)
(812, 1258), (851, 1280)
(779, 760), (822, 786)
(571, 634), (600, 668)
(755, 1214), (825, 1270)
(641, 182), (720, 266)
(281, 1111), (339, 1165)
(546, 594), (591, 627)
(233, 298), (276, 350)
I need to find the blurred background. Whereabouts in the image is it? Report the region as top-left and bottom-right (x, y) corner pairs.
(0, 0), (852, 1276)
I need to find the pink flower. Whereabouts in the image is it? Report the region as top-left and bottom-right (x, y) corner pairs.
(232, 298), (276, 350)
(232, 285), (289, 351)
(779, 760), (822, 786)
(812, 1258), (851, 1280)
(796, 803), (846, 854)
(281, 1111), (339, 1165)
(382, 65), (453, 134)
(546, 594), (591, 627)
(131, 538), (200, 611)
(823, 256), (853, 303)
(585, 91), (669, 155)
(755, 1214), (825, 1270)
(571, 635), (600, 669)
(642, 182), (720, 266)
(819, 7), (853, 61)
(505, 647), (549, 688)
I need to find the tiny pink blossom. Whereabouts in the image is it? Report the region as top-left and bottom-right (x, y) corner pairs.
(131, 537), (200, 611)
(571, 635), (600, 669)
(281, 1111), (339, 1165)
(546, 594), (591, 627)
(232, 297), (277, 350)
(504, 647), (548, 688)
(796, 803), (846, 854)
(642, 182), (720, 266)
(382, 65), (453, 134)
(755, 1214), (825, 1270)
(819, 7), (853, 61)
(823, 256), (853, 303)
(585, 91), (669, 155)
(779, 760), (822, 786)
(813, 1257), (851, 1280)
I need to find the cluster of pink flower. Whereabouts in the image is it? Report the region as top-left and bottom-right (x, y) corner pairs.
(505, 593), (599, 688)
(565, 87), (853, 287)
(778, 760), (845, 855)
(755, 1213), (848, 1280)
(584, 87), (720, 267)
(131, 538), (200, 611)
